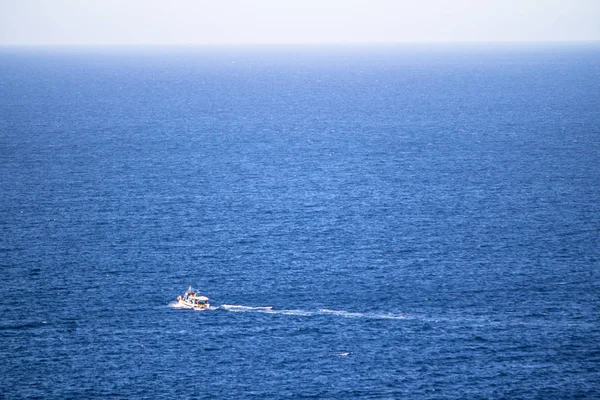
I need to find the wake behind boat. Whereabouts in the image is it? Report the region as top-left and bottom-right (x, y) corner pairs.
(176, 286), (210, 310)
(221, 304), (273, 311)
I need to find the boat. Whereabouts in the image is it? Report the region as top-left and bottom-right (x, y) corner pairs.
(176, 286), (210, 310)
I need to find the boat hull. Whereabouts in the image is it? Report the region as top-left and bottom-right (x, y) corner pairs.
(177, 299), (210, 310)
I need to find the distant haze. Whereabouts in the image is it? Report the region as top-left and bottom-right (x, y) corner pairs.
(1, 0), (599, 45)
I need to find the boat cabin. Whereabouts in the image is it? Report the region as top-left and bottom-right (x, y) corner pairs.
(189, 295), (209, 306)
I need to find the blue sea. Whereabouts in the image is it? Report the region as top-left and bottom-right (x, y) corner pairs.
(1, 44), (599, 399)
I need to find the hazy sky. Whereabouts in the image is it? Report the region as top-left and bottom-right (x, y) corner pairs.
(1, 0), (599, 45)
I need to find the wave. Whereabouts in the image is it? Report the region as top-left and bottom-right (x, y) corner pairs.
(0, 320), (49, 331)
(332, 352), (351, 357)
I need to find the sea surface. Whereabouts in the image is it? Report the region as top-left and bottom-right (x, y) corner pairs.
(1, 44), (599, 399)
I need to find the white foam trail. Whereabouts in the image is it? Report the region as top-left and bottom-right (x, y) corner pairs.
(319, 309), (410, 320)
(319, 309), (364, 318)
(268, 309), (315, 317)
(221, 304), (273, 311)
(218, 304), (410, 320)
(221, 305), (314, 317)
(169, 301), (187, 309)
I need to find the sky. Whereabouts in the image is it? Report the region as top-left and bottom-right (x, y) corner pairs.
(1, 0), (599, 45)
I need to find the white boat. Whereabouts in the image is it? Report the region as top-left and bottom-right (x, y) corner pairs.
(176, 286), (210, 310)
